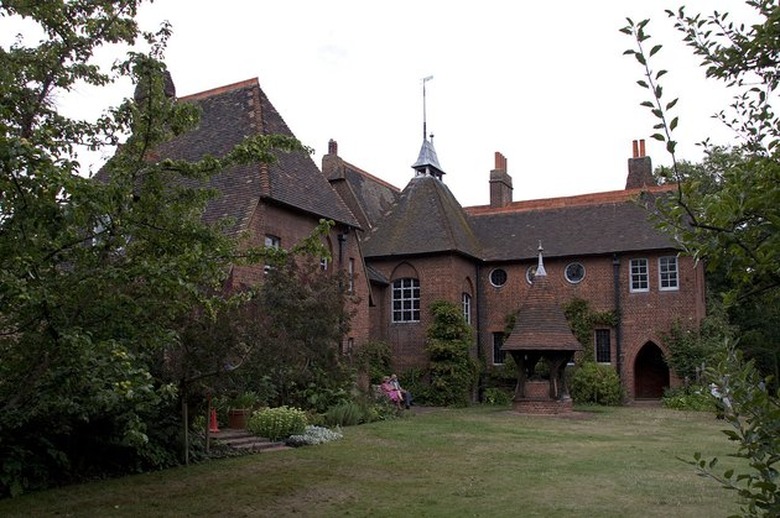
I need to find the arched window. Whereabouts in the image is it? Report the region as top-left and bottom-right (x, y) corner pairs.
(392, 278), (420, 323)
(462, 293), (472, 324)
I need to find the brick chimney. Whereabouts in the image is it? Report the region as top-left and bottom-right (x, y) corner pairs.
(322, 138), (345, 180)
(625, 139), (655, 189)
(489, 152), (513, 208)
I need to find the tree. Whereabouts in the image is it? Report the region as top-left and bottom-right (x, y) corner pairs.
(425, 300), (479, 407)
(623, 3), (780, 515)
(0, 1), (302, 496)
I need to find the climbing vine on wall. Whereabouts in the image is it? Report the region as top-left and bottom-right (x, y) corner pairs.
(562, 298), (619, 361)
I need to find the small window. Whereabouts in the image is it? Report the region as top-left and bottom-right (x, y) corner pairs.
(492, 332), (506, 365)
(490, 268), (507, 288)
(392, 278), (420, 323)
(265, 235), (281, 248)
(320, 257), (329, 271)
(462, 293), (472, 325)
(565, 262), (585, 284)
(525, 265), (537, 284)
(629, 258), (649, 292)
(595, 329), (611, 363)
(659, 256), (679, 291)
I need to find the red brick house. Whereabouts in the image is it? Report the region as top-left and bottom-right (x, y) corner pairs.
(324, 136), (705, 401)
(152, 76), (704, 402)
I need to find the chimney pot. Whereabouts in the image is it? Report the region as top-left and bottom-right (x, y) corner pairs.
(639, 139), (646, 157)
(328, 139), (338, 155)
(632, 140), (639, 159)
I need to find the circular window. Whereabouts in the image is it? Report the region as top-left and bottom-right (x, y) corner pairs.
(489, 268), (507, 288)
(525, 265), (537, 284)
(565, 262), (586, 284)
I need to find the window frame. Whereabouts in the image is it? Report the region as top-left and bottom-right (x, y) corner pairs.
(629, 258), (649, 293)
(658, 255), (679, 291)
(392, 277), (421, 323)
(462, 292), (472, 325)
(492, 332), (506, 365)
(489, 268), (507, 288)
(595, 329), (611, 363)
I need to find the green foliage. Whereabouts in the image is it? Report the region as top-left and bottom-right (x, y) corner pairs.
(662, 386), (717, 412)
(569, 363), (623, 406)
(355, 340), (393, 385)
(247, 406), (308, 442)
(624, 5), (780, 514)
(323, 401), (366, 427)
(687, 343), (780, 517)
(425, 300), (480, 407)
(482, 387), (512, 406)
(663, 303), (733, 384)
(563, 298), (618, 360)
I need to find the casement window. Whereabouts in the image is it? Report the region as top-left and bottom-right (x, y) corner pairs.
(392, 278), (420, 323)
(629, 258), (649, 292)
(462, 293), (472, 325)
(264, 235), (281, 248)
(658, 256), (679, 291)
(320, 257), (329, 271)
(492, 332), (506, 365)
(595, 329), (611, 363)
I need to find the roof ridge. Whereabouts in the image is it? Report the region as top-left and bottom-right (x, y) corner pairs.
(466, 184), (675, 215)
(178, 78), (259, 102)
(343, 161), (401, 192)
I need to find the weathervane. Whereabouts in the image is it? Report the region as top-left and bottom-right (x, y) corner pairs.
(422, 75), (433, 141)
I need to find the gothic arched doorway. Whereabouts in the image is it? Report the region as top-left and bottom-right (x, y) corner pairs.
(634, 342), (669, 399)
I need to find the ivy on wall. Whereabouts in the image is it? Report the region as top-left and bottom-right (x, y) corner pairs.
(562, 298), (619, 361)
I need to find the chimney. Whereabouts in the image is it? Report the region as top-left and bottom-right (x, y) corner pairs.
(625, 139), (655, 189)
(489, 151), (513, 208)
(321, 138), (344, 180)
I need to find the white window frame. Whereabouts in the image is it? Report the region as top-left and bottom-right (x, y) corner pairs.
(629, 258), (649, 293)
(658, 256), (679, 291)
(348, 258), (355, 293)
(264, 235), (281, 248)
(392, 278), (420, 323)
(462, 293), (472, 325)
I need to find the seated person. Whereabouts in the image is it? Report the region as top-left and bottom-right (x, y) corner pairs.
(380, 376), (404, 409)
(390, 374), (412, 409)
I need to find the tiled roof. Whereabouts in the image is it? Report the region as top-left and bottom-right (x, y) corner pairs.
(362, 175), (482, 259)
(468, 186), (677, 261)
(331, 162), (399, 230)
(154, 78), (358, 233)
(502, 273), (582, 352)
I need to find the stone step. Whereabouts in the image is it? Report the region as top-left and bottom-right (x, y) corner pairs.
(210, 428), (290, 453)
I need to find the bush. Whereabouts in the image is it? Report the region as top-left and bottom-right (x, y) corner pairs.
(247, 406), (307, 441)
(662, 386), (716, 411)
(323, 401), (365, 427)
(285, 425), (343, 447)
(570, 363), (623, 406)
(483, 387), (512, 406)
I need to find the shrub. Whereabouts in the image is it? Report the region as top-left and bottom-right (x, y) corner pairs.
(483, 387), (513, 406)
(662, 386), (716, 411)
(323, 401), (365, 427)
(355, 340), (393, 385)
(286, 425), (343, 447)
(570, 363), (623, 406)
(247, 406), (307, 441)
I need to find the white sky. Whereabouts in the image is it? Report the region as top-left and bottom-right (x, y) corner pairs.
(3, 1), (756, 207)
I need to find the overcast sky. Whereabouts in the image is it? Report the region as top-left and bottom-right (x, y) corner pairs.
(3, 1), (757, 207)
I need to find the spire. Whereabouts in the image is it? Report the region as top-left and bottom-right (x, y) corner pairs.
(535, 241), (547, 278)
(412, 76), (445, 180)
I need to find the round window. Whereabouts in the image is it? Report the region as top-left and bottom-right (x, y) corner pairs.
(565, 262), (585, 284)
(525, 265), (537, 284)
(489, 268), (507, 288)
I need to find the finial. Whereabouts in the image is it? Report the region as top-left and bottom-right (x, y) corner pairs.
(535, 241), (547, 278)
(422, 75), (434, 141)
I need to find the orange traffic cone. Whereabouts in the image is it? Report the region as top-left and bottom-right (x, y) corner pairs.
(209, 408), (220, 433)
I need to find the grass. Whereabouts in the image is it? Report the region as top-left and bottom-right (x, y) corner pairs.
(0, 406), (743, 517)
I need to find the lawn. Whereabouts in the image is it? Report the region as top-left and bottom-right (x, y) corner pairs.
(0, 406), (742, 517)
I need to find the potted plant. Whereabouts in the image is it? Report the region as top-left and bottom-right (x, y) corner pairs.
(227, 391), (260, 429)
